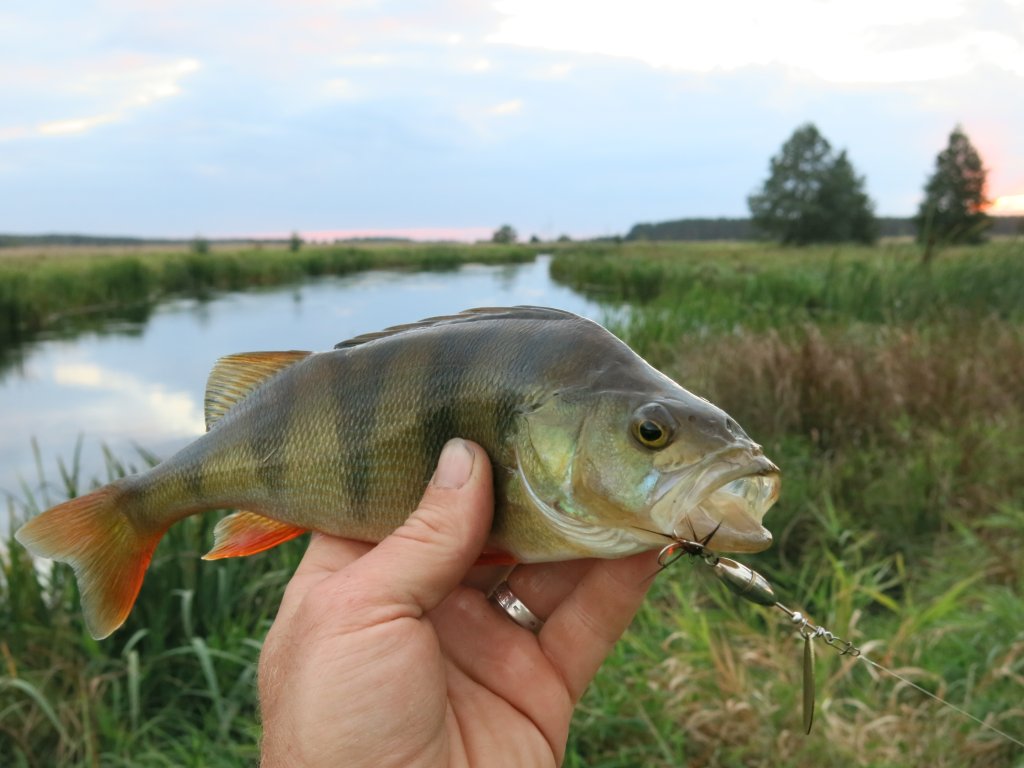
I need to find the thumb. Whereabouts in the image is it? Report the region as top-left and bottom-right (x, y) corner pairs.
(346, 438), (494, 619)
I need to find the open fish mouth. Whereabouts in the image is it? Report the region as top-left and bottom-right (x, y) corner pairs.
(651, 453), (780, 554)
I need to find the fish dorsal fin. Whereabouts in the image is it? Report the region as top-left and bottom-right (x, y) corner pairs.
(204, 350), (312, 429)
(335, 306), (581, 349)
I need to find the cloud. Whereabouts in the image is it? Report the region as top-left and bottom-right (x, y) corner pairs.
(323, 77), (361, 100)
(489, 99), (523, 115)
(2, 56), (201, 140)
(488, 0), (1023, 84)
(38, 113), (119, 136)
(52, 362), (205, 437)
(2, 0), (1022, 236)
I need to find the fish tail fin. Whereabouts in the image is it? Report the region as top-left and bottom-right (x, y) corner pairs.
(15, 482), (163, 640)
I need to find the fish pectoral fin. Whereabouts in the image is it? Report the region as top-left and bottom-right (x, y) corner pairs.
(204, 350), (312, 430)
(202, 511), (307, 560)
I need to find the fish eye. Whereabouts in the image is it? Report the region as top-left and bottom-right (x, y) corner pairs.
(631, 403), (675, 450)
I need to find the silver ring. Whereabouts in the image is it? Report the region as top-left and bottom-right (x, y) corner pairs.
(490, 580), (544, 633)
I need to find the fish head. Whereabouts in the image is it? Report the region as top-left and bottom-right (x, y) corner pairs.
(522, 383), (779, 556)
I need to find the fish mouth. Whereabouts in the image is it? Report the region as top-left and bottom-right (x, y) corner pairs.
(650, 451), (780, 554)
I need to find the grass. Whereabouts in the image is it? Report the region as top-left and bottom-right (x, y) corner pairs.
(1, 448), (302, 766)
(550, 240), (1024, 359)
(0, 241), (533, 351)
(3, 239), (1023, 766)
(552, 240), (1024, 766)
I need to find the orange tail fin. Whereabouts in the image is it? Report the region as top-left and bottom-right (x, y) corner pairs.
(15, 484), (162, 640)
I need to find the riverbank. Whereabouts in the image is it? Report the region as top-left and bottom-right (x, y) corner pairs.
(0, 241), (533, 350)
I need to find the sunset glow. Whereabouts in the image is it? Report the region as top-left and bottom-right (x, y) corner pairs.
(261, 227), (496, 243)
(990, 194), (1024, 215)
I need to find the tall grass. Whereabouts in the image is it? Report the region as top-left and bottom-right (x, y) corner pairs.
(3, 240), (1023, 765)
(551, 241), (1024, 349)
(1, 450), (303, 766)
(553, 240), (1024, 766)
(0, 242), (532, 350)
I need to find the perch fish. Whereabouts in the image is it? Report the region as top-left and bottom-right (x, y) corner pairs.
(16, 307), (780, 639)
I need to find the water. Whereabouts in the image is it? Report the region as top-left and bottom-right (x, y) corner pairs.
(0, 256), (604, 511)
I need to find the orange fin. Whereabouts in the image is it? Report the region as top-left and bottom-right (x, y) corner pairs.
(475, 550), (518, 566)
(14, 483), (163, 640)
(204, 350), (312, 429)
(202, 511), (307, 560)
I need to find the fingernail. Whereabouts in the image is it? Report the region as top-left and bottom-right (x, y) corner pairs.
(432, 438), (475, 489)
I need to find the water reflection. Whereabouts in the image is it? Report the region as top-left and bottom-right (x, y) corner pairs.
(0, 256), (605, 502)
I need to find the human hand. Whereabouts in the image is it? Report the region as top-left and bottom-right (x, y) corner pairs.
(258, 438), (656, 768)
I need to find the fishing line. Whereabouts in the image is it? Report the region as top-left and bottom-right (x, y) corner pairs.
(654, 536), (1024, 750)
(856, 655), (1024, 750)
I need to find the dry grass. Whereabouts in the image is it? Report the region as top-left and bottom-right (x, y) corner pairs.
(670, 319), (1024, 448)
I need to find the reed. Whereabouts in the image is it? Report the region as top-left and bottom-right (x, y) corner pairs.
(551, 240), (1024, 337)
(1, 449), (299, 766)
(3, 240), (1022, 766)
(0, 242), (532, 350)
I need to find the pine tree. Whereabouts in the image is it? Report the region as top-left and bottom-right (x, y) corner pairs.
(914, 126), (990, 253)
(748, 123), (877, 245)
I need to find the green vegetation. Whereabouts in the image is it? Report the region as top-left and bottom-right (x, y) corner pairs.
(3, 240), (1023, 766)
(916, 126), (992, 255)
(748, 123), (877, 245)
(624, 215), (1024, 242)
(2, 444), (297, 766)
(492, 224), (518, 244)
(555, 240), (1024, 766)
(0, 241), (532, 352)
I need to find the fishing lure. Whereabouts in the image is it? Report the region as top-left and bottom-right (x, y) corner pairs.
(656, 527), (1024, 746)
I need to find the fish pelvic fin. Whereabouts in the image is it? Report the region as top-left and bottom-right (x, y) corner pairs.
(204, 350), (312, 430)
(475, 550), (518, 566)
(202, 510), (306, 560)
(14, 483), (162, 640)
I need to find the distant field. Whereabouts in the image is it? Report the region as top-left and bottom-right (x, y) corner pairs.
(2, 239), (1023, 767)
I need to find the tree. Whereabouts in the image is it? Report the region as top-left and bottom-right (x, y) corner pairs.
(748, 123), (877, 245)
(819, 150), (878, 244)
(492, 225), (517, 244)
(914, 125), (990, 254)
(191, 235), (209, 255)
(289, 231), (304, 252)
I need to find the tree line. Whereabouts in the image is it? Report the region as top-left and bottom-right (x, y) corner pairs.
(625, 215), (1024, 242)
(627, 124), (1016, 254)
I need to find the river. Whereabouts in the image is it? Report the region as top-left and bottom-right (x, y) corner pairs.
(0, 255), (605, 513)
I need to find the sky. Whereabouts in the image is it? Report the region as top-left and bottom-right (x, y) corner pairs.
(2, 0), (1023, 240)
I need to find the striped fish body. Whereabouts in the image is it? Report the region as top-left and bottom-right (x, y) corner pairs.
(16, 307), (780, 638)
(152, 307), (644, 560)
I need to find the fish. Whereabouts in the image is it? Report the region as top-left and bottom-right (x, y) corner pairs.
(15, 306), (780, 639)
